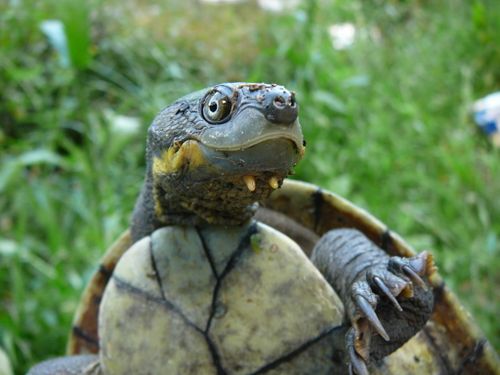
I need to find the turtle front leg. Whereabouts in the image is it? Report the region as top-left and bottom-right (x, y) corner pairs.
(311, 228), (435, 375)
(27, 354), (101, 375)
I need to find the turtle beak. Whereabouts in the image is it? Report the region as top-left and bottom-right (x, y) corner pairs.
(198, 109), (304, 155)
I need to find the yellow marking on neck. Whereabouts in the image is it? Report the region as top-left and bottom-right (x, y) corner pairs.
(152, 140), (207, 218)
(152, 140), (206, 175)
(153, 185), (164, 218)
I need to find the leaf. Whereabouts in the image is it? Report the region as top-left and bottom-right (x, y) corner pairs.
(0, 344), (13, 375)
(40, 1), (92, 70)
(0, 239), (17, 256)
(40, 20), (70, 68)
(104, 109), (141, 136)
(312, 90), (347, 114)
(16, 149), (65, 166)
(471, 1), (487, 30)
(0, 150), (66, 192)
(485, 231), (497, 255)
(60, 1), (92, 70)
(342, 75), (371, 88)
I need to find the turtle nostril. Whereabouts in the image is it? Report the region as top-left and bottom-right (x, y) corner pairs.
(263, 87), (298, 125)
(273, 95), (286, 109)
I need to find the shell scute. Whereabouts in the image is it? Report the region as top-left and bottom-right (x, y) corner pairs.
(151, 226), (216, 328)
(208, 223), (344, 374)
(98, 230), (217, 374)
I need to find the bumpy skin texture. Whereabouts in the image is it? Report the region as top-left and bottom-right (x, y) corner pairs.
(27, 355), (100, 375)
(312, 229), (434, 375)
(131, 97), (207, 239)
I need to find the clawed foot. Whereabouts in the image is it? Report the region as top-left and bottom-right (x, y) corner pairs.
(345, 251), (435, 374)
(346, 326), (369, 375)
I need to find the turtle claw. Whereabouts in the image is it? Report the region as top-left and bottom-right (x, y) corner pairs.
(354, 295), (390, 341)
(348, 356), (369, 375)
(311, 230), (435, 372)
(402, 265), (426, 289)
(346, 327), (370, 375)
(388, 251), (433, 291)
(373, 276), (403, 312)
(344, 251), (434, 371)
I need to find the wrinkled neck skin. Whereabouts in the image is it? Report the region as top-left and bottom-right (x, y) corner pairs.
(130, 154), (281, 243)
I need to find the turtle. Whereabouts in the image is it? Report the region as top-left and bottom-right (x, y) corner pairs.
(29, 83), (499, 375)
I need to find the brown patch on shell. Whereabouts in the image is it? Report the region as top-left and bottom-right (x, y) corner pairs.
(68, 230), (132, 354)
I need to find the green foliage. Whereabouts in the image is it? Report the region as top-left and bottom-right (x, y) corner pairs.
(1, 0), (499, 373)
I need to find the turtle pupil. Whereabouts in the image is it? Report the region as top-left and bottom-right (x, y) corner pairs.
(209, 102), (218, 112)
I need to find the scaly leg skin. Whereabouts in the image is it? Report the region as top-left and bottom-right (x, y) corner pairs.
(27, 355), (101, 375)
(311, 229), (435, 375)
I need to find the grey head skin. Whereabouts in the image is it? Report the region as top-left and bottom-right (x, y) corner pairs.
(131, 82), (305, 242)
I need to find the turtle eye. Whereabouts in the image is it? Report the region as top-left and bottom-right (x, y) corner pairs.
(202, 91), (233, 123)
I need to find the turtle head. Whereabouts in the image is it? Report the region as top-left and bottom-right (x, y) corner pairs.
(144, 82), (305, 226)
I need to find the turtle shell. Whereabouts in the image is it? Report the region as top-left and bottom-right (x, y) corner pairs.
(98, 222), (346, 374)
(68, 179), (499, 374)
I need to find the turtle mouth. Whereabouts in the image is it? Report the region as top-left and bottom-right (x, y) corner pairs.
(198, 137), (301, 196)
(151, 137), (301, 226)
(201, 127), (305, 153)
(199, 136), (301, 173)
(152, 135), (303, 203)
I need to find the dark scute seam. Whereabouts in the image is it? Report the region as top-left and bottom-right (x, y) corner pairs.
(92, 294), (102, 306)
(149, 238), (168, 302)
(205, 335), (227, 375)
(421, 327), (454, 374)
(312, 188), (324, 232)
(250, 324), (344, 375)
(380, 229), (393, 251)
(113, 275), (228, 374)
(196, 226), (219, 279)
(112, 275), (202, 332)
(72, 326), (99, 348)
(98, 264), (113, 281)
(149, 234), (226, 375)
(205, 222), (258, 333)
(456, 339), (487, 375)
(433, 281), (446, 302)
(200, 223), (259, 375)
(221, 222), (258, 278)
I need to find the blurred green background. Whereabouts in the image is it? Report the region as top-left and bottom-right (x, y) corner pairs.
(1, 0), (499, 373)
